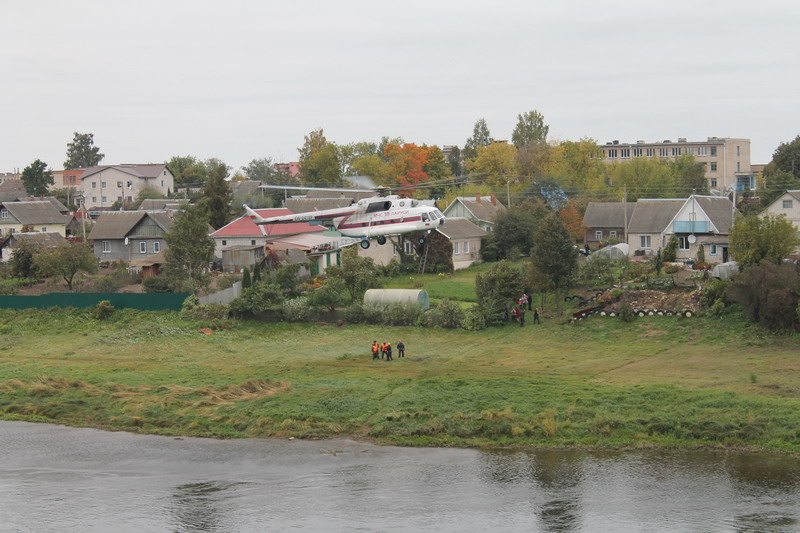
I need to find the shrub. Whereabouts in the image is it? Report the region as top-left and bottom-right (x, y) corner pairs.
(143, 276), (172, 293)
(619, 302), (635, 322)
(344, 302), (367, 324)
(282, 297), (312, 322)
(426, 299), (465, 328)
(182, 294), (200, 312)
(727, 261), (800, 330)
(706, 298), (726, 318)
(307, 279), (345, 312)
(382, 303), (425, 326)
(229, 283), (283, 317)
(461, 306), (487, 330)
(94, 300), (115, 320)
(701, 278), (730, 309)
(663, 263), (683, 274)
(184, 303), (230, 321)
(216, 275), (239, 291)
(89, 275), (126, 293)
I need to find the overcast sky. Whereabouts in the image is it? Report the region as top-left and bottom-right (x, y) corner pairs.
(2, 0), (798, 174)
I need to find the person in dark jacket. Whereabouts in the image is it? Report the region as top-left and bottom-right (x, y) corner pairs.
(397, 341), (405, 358)
(386, 343), (393, 361)
(533, 308), (540, 324)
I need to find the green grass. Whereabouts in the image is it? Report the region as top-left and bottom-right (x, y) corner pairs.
(0, 306), (799, 452)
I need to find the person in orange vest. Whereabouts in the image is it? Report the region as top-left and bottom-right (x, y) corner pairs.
(372, 341), (380, 360)
(381, 342), (388, 360)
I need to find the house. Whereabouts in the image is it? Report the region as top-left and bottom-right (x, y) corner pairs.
(209, 208), (325, 258)
(582, 202), (637, 246)
(221, 245), (266, 273)
(50, 169), (84, 191)
(627, 195), (735, 264)
(87, 211), (173, 263)
(128, 250), (166, 279)
(434, 217), (487, 270)
(0, 201), (69, 237)
(442, 193), (506, 232)
(599, 137), (754, 192)
(138, 198), (190, 212)
(80, 164), (175, 210)
(0, 232), (65, 262)
(264, 233), (357, 276)
(762, 190), (800, 255)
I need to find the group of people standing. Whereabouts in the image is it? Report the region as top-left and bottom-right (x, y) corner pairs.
(372, 340), (405, 361)
(511, 292), (540, 327)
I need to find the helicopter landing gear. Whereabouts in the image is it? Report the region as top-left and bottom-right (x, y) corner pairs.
(360, 240), (371, 249)
(417, 236), (426, 245)
(377, 236), (387, 245)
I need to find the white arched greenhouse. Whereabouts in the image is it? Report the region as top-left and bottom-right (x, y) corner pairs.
(363, 289), (430, 310)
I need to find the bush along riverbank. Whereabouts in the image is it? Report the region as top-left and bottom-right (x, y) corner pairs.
(0, 308), (799, 454)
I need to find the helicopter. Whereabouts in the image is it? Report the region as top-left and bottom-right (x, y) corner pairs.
(243, 185), (446, 249)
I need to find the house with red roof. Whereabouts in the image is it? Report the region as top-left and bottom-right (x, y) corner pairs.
(209, 208), (325, 258)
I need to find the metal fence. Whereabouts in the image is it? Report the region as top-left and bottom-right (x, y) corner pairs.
(0, 293), (190, 311)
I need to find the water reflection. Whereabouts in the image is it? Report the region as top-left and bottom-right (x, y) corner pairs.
(0, 422), (799, 532)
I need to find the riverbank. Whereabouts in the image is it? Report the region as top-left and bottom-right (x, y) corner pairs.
(1, 308), (799, 453)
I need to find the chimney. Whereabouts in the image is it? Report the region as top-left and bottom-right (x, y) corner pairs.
(490, 193), (497, 206)
(475, 193), (481, 203)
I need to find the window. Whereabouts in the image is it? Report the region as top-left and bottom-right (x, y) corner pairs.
(610, 231), (617, 239)
(101, 181), (106, 188)
(737, 162), (740, 172)
(117, 196), (122, 203)
(139, 241), (147, 254)
(153, 241), (160, 253)
(698, 146), (708, 156)
(646, 148), (655, 157)
(783, 200), (793, 209)
(102, 196), (107, 203)
(222, 240), (227, 246)
(710, 146), (717, 156)
(633, 148), (643, 157)
(672, 147), (681, 156)
(464, 241), (470, 254)
(678, 236), (690, 250)
(710, 179), (717, 188)
(251, 239), (256, 246)
(41, 227), (46, 232)
(736, 146), (740, 156)
(710, 244), (718, 256)
(659, 148), (669, 157)
(127, 181), (132, 189)
(92, 182), (97, 189)
(92, 197), (97, 203)
(102, 240), (111, 253)
(640, 235), (651, 248)
(607, 149), (618, 158)
(595, 230), (603, 241)
(685, 147), (693, 155)
(117, 181), (123, 188)
(621, 148), (630, 158)
(404, 241), (413, 254)
(127, 196), (133, 202)
(454, 242), (460, 255)
(0, 209), (7, 219)
(710, 162), (717, 172)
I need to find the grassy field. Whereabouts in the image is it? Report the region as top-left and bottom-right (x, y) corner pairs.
(1, 306), (799, 453)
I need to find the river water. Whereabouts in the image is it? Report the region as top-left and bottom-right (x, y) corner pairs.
(0, 421), (798, 532)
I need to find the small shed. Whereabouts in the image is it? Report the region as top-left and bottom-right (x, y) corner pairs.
(222, 245), (265, 273)
(363, 289), (430, 310)
(712, 261), (739, 280)
(591, 243), (629, 260)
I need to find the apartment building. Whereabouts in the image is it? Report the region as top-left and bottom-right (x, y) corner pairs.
(81, 164), (175, 210)
(600, 137), (754, 192)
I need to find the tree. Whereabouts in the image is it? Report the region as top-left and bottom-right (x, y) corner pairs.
(558, 204), (584, 242)
(167, 156), (209, 188)
(761, 170), (800, 208)
(447, 145), (462, 177)
(325, 247), (382, 300)
(488, 204), (549, 260)
(531, 214), (579, 315)
(241, 157), (299, 205)
(201, 158), (233, 229)
(550, 139), (608, 195)
(729, 213), (800, 268)
(517, 141), (557, 179)
(64, 132), (104, 170)
(727, 261), (800, 330)
(242, 266), (252, 289)
(33, 242), (98, 290)
(671, 154), (709, 195)
(383, 143), (431, 192)
(163, 204), (216, 293)
(607, 157), (675, 201)
(475, 260), (523, 324)
(511, 110), (549, 148)
(463, 118), (492, 162)
(465, 143), (520, 186)
(9, 239), (41, 280)
(21, 159), (54, 196)
(338, 141), (379, 176)
(351, 154), (391, 185)
(764, 135), (800, 181)
(298, 128), (343, 187)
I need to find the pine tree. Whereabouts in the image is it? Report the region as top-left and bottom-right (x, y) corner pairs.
(242, 265), (252, 289)
(201, 159), (233, 229)
(252, 262), (262, 283)
(163, 204), (215, 293)
(63, 132), (104, 169)
(531, 214), (578, 315)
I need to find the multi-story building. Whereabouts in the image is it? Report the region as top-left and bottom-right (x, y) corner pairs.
(80, 164), (175, 210)
(600, 137), (754, 192)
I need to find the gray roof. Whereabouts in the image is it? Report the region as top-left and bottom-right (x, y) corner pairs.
(0, 180), (26, 193)
(138, 198), (189, 211)
(694, 196), (735, 234)
(435, 217), (487, 240)
(87, 211), (172, 240)
(81, 164), (170, 180)
(3, 201), (67, 225)
(583, 202), (636, 228)
(283, 197), (353, 213)
(230, 180), (263, 197)
(451, 196), (506, 223)
(4, 232), (65, 249)
(627, 200), (685, 233)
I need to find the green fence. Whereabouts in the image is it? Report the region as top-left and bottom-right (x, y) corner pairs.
(0, 293), (190, 311)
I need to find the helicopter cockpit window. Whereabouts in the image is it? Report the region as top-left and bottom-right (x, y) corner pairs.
(421, 213), (429, 222)
(366, 201), (392, 213)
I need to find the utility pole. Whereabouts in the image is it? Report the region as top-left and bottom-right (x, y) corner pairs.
(506, 179), (511, 208)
